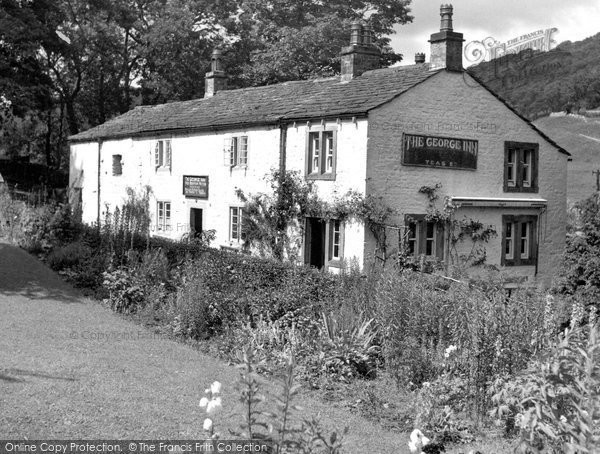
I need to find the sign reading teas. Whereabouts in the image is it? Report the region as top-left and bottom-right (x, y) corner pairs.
(183, 175), (209, 199)
(402, 133), (478, 170)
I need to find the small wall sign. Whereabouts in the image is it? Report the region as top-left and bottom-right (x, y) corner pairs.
(183, 175), (209, 199)
(402, 133), (478, 170)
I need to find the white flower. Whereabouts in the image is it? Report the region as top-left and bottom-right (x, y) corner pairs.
(444, 345), (458, 358)
(560, 415), (567, 423)
(199, 397), (209, 408)
(203, 418), (213, 431)
(210, 381), (222, 394)
(408, 429), (430, 453)
(206, 397), (222, 414)
(205, 388), (211, 394)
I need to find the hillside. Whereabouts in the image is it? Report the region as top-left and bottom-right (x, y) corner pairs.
(533, 114), (600, 203)
(469, 33), (600, 120)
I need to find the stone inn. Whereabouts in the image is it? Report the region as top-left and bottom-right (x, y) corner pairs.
(69, 5), (569, 286)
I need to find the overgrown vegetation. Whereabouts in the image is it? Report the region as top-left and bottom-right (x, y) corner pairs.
(2, 185), (600, 453)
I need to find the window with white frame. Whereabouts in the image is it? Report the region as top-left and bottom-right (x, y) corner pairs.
(229, 207), (245, 242)
(404, 215), (445, 259)
(306, 130), (336, 180)
(502, 215), (537, 266)
(157, 201), (171, 232)
(155, 139), (172, 170)
(504, 142), (538, 192)
(329, 219), (343, 262)
(224, 136), (248, 167)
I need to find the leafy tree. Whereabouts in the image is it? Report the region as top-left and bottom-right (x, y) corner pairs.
(554, 193), (600, 311)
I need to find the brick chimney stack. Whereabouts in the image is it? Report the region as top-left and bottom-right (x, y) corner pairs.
(340, 20), (381, 81)
(428, 4), (464, 71)
(205, 48), (227, 97)
(415, 53), (426, 64)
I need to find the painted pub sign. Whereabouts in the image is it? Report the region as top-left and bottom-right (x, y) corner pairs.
(183, 175), (209, 199)
(402, 133), (478, 170)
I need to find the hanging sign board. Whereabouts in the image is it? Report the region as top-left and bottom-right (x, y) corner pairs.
(402, 133), (478, 170)
(183, 175), (209, 199)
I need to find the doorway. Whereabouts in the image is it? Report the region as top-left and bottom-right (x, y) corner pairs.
(190, 208), (203, 237)
(305, 217), (326, 269)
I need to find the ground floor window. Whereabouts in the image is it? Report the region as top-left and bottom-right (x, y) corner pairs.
(305, 217), (344, 269)
(230, 206), (245, 242)
(157, 201), (171, 232)
(404, 214), (445, 259)
(502, 215), (537, 266)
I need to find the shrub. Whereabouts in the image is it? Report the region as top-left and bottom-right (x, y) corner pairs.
(491, 317), (600, 453)
(102, 268), (145, 313)
(47, 241), (91, 271)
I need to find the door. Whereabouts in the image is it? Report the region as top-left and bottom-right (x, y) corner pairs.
(305, 217), (326, 269)
(190, 208), (203, 237)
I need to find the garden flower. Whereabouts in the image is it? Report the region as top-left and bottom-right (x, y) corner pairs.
(206, 397), (222, 414)
(444, 345), (457, 358)
(203, 418), (213, 431)
(408, 429), (430, 453)
(199, 397), (209, 408)
(210, 381), (222, 394)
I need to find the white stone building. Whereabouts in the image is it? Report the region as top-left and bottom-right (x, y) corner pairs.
(69, 5), (569, 286)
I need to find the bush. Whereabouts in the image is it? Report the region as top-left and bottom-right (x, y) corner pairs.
(47, 241), (91, 271)
(491, 316), (600, 453)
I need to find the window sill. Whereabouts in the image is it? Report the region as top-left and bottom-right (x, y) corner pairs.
(306, 173), (336, 181)
(504, 186), (538, 193)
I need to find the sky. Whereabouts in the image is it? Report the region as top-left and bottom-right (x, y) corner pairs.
(393, 0), (600, 65)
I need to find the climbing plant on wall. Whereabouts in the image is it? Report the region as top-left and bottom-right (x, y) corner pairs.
(412, 183), (497, 274)
(236, 170), (395, 262)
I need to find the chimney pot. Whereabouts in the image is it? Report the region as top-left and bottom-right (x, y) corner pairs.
(362, 23), (373, 46)
(415, 53), (426, 64)
(440, 4), (454, 31)
(350, 21), (363, 45)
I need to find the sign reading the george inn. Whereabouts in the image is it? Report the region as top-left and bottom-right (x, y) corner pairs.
(183, 175), (209, 199)
(402, 133), (478, 170)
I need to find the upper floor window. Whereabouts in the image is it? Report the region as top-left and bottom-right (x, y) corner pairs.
(224, 136), (248, 167)
(306, 130), (336, 180)
(112, 154), (122, 176)
(404, 215), (445, 260)
(504, 142), (538, 192)
(502, 215), (537, 266)
(155, 139), (172, 170)
(157, 201), (171, 232)
(229, 206), (246, 243)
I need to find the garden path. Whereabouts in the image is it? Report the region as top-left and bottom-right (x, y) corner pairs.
(0, 241), (410, 452)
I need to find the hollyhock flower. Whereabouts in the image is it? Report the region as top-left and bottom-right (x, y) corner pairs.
(203, 418), (213, 431)
(199, 397), (209, 408)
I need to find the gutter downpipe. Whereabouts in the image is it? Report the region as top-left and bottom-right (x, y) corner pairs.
(97, 140), (102, 231)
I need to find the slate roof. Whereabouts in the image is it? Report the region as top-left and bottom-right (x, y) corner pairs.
(69, 63), (570, 156)
(69, 64), (440, 142)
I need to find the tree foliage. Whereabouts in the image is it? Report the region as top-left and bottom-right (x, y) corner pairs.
(0, 0), (413, 169)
